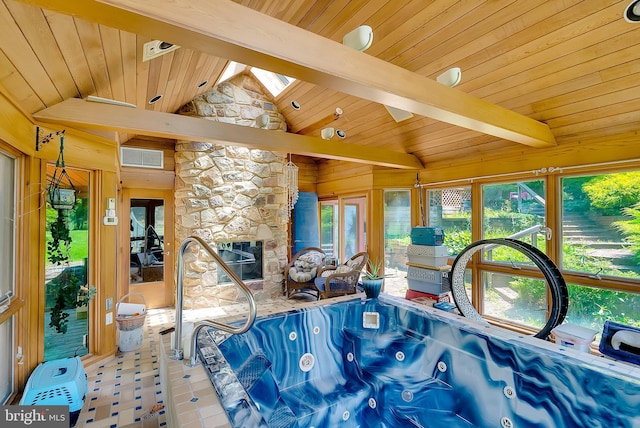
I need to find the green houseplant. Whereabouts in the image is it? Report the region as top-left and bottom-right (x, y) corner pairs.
(47, 209), (72, 265)
(362, 259), (384, 299)
(47, 266), (95, 334)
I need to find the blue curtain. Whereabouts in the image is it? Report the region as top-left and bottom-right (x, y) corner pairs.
(293, 192), (319, 254)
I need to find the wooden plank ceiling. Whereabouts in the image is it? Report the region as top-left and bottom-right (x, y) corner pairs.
(2, 0), (640, 169)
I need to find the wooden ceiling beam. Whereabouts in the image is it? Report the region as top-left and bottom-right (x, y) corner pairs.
(21, 0), (556, 148)
(33, 98), (423, 169)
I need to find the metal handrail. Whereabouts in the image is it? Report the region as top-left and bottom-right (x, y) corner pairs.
(485, 225), (552, 260)
(172, 236), (257, 365)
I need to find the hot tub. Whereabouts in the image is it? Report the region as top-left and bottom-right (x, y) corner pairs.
(196, 295), (640, 427)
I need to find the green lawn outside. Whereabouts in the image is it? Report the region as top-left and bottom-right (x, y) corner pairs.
(45, 229), (89, 264)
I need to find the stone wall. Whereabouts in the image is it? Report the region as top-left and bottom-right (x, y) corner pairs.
(175, 73), (290, 309)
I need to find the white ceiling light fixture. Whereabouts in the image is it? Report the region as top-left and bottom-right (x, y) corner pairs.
(343, 25), (373, 51)
(436, 67), (462, 88)
(321, 128), (335, 140)
(142, 40), (180, 62)
(624, 0), (640, 22)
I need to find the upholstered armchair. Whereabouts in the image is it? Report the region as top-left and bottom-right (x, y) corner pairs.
(285, 247), (327, 299)
(314, 251), (369, 299)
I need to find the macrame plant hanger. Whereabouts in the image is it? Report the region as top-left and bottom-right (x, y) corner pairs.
(45, 130), (76, 210)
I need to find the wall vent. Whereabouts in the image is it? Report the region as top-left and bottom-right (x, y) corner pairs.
(384, 105), (414, 122)
(120, 147), (164, 169)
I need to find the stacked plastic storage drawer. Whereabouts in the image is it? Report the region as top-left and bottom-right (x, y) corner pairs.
(406, 226), (451, 298)
(20, 356), (88, 427)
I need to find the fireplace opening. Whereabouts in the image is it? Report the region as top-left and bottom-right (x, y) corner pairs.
(217, 241), (263, 284)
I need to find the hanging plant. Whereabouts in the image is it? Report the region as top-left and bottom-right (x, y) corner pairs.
(45, 130), (76, 265)
(46, 132), (76, 210)
(48, 267), (95, 334)
(47, 209), (72, 265)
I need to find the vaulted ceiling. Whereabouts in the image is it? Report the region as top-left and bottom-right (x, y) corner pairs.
(3, 0), (640, 170)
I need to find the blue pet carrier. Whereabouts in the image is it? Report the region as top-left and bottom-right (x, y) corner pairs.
(20, 356), (88, 427)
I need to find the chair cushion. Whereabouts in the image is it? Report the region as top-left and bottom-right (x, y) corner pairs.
(289, 266), (317, 283)
(346, 255), (364, 269)
(335, 264), (352, 274)
(314, 276), (351, 293)
(294, 251), (325, 271)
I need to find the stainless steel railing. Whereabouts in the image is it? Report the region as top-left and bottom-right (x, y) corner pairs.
(172, 236), (257, 365)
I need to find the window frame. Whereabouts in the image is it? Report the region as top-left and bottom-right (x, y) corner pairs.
(0, 146), (18, 404)
(422, 164), (640, 335)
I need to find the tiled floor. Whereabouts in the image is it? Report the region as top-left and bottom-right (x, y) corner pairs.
(78, 277), (409, 428)
(78, 308), (173, 428)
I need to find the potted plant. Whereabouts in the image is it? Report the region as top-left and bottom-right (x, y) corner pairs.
(362, 259), (384, 299)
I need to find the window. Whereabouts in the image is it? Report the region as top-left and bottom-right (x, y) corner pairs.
(343, 196), (366, 258)
(130, 199), (165, 284)
(0, 149), (15, 403)
(482, 272), (548, 329)
(320, 200), (338, 259)
(427, 187), (471, 256)
(482, 180), (546, 265)
(216, 61), (296, 97)
(44, 167), (90, 361)
(384, 190), (411, 273)
(0, 150), (15, 301)
(564, 284), (640, 330)
(319, 196), (366, 263)
(561, 172), (640, 280)
(0, 317), (13, 404)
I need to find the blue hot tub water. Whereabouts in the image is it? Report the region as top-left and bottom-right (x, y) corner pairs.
(196, 296), (640, 427)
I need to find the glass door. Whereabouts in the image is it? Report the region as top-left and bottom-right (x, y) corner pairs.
(125, 189), (174, 309)
(342, 196), (366, 259)
(320, 200), (339, 261)
(44, 167), (90, 361)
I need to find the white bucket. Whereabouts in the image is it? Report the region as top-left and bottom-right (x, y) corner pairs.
(118, 327), (144, 352)
(116, 293), (146, 352)
(552, 323), (597, 353)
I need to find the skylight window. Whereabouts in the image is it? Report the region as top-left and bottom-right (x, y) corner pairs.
(215, 61), (295, 97)
(217, 61), (246, 84)
(250, 67), (295, 97)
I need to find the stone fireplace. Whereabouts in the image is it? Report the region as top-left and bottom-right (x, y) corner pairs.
(174, 73), (290, 309)
(217, 240), (263, 284)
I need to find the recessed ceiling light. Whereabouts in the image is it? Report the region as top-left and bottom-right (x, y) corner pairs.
(336, 129), (347, 139)
(624, 0), (640, 22)
(291, 100), (301, 110)
(148, 94), (163, 104)
(197, 80), (208, 88)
